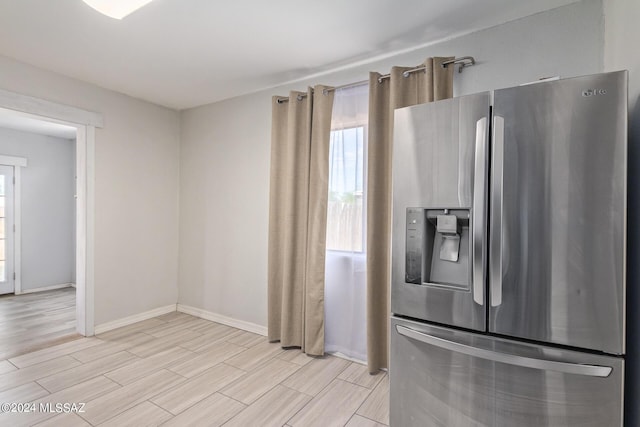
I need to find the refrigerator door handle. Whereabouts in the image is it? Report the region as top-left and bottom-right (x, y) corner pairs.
(490, 115), (505, 307)
(395, 325), (613, 378)
(472, 117), (487, 305)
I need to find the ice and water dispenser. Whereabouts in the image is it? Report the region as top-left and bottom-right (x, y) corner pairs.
(405, 207), (470, 290)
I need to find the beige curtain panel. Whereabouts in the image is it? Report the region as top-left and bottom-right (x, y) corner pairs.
(366, 57), (454, 373)
(267, 85), (335, 356)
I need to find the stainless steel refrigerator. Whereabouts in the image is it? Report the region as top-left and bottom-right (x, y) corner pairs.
(390, 71), (627, 426)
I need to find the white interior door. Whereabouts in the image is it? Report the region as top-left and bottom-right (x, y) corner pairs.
(0, 165), (14, 295)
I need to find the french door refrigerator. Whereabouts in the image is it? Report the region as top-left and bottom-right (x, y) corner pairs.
(389, 71), (627, 426)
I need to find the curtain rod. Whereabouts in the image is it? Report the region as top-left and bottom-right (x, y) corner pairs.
(276, 56), (475, 103)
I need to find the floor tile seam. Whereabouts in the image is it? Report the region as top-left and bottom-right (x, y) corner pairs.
(151, 385), (219, 416)
(313, 379), (376, 427)
(78, 370), (188, 426)
(9, 358), (84, 393)
(353, 377), (387, 423)
(281, 357), (351, 396)
(338, 371), (384, 390)
(218, 360), (304, 407)
(105, 360), (191, 388)
(41, 350), (145, 391)
(147, 366), (227, 407)
(216, 388), (251, 408)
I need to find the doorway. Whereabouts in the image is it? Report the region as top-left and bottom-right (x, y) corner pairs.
(0, 124), (79, 358)
(0, 89), (99, 338)
(0, 165), (14, 295)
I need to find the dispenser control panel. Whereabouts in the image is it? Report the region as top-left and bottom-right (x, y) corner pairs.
(405, 208), (471, 290)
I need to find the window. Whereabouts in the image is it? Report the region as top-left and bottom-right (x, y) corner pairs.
(326, 126), (365, 252)
(324, 84), (369, 361)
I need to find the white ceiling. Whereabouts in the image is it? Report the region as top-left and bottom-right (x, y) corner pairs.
(0, 0), (579, 110)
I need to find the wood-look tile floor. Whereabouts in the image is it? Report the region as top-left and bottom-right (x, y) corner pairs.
(0, 311), (390, 426)
(0, 288), (78, 361)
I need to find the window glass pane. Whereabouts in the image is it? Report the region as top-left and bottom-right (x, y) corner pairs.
(0, 176), (5, 219)
(0, 239), (5, 261)
(0, 260), (5, 282)
(326, 126), (364, 252)
(0, 218), (5, 239)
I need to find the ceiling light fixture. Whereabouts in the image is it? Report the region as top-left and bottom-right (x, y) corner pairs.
(82, 0), (154, 19)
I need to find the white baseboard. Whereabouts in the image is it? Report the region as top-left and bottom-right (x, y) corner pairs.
(327, 351), (367, 366)
(17, 283), (74, 295)
(94, 304), (177, 335)
(177, 304), (267, 336)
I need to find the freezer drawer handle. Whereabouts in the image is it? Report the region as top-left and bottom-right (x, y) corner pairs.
(396, 325), (613, 378)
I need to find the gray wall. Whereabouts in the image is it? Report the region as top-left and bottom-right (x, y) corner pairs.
(178, 0), (604, 328)
(0, 127), (75, 291)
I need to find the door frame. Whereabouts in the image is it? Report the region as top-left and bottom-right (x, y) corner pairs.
(0, 156), (27, 295)
(0, 88), (103, 336)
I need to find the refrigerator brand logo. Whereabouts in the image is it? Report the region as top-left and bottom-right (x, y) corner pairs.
(582, 88), (607, 97)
